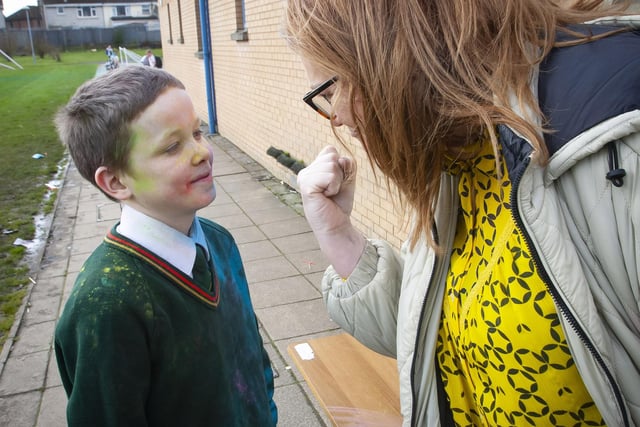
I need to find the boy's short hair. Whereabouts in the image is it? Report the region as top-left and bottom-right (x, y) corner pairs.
(55, 66), (185, 199)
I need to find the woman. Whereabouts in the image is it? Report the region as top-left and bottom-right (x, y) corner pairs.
(286, 0), (640, 426)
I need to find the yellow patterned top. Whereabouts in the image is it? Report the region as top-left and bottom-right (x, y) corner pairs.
(437, 138), (605, 426)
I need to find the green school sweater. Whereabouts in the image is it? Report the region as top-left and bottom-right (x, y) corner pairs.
(54, 218), (277, 426)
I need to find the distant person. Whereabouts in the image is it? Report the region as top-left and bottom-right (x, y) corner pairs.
(105, 44), (114, 59)
(141, 49), (156, 67)
(108, 53), (119, 70)
(54, 66), (277, 426)
(106, 51), (119, 71)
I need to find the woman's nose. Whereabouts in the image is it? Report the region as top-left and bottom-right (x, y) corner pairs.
(330, 112), (343, 127)
(330, 99), (350, 128)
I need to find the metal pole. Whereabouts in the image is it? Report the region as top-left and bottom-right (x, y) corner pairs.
(199, 0), (217, 134)
(25, 8), (36, 64)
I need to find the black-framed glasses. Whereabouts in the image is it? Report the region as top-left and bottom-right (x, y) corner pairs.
(303, 76), (337, 120)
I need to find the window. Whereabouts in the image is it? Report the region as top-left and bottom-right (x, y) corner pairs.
(230, 0), (248, 41)
(176, 0), (184, 43)
(166, 3), (173, 44)
(194, 0), (202, 52)
(113, 6), (127, 17)
(141, 4), (151, 15)
(57, 6), (64, 14)
(77, 7), (97, 17)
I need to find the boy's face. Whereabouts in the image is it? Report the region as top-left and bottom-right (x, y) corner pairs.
(119, 87), (216, 233)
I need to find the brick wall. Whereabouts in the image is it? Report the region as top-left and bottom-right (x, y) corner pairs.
(159, 0), (406, 249)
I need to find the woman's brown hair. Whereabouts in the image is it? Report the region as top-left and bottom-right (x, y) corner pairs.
(286, 0), (630, 248)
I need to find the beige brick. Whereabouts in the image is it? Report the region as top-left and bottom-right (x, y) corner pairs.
(160, 0), (406, 249)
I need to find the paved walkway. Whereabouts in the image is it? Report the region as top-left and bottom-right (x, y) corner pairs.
(0, 134), (338, 426)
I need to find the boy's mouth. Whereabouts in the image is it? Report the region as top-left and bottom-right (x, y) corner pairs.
(192, 169), (213, 183)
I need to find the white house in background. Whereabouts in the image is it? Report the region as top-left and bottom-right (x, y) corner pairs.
(0, 0), (6, 30)
(42, 0), (159, 30)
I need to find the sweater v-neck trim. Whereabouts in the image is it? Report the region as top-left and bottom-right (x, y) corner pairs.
(105, 229), (220, 308)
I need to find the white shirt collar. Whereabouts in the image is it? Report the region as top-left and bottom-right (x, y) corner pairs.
(116, 205), (208, 278)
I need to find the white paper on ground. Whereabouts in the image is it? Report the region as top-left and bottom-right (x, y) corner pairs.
(294, 343), (315, 360)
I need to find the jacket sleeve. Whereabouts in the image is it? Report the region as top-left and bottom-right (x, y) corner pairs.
(321, 239), (403, 358)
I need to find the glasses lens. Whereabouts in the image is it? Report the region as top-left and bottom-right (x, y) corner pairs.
(313, 94), (332, 119)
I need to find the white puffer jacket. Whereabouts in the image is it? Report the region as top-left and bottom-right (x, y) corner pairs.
(322, 25), (640, 427)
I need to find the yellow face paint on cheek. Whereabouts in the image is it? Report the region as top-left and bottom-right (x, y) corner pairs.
(126, 131), (168, 195)
(126, 125), (206, 200)
(130, 177), (157, 193)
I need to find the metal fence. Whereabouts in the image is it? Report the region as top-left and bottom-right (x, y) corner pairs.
(0, 25), (161, 57)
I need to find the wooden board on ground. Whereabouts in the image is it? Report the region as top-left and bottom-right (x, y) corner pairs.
(288, 333), (402, 426)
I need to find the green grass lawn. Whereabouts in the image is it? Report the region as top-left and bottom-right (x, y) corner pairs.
(0, 49), (104, 352)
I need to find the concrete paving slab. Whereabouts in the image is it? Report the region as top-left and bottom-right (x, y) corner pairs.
(250, 276), (321, 309)
(68, 235), (102, 256)
(235, 193), (296, 212)
(244, 255), (300, 283)
(38, 246), (70, 265)
(211, 212), (254, 230)
(213, 159), (247, 176)
(237, 240), (281, 262)
(35, 260), (67, 278)
(256, 299), (338, 341)
(244, 204), (302, 225)
(28, 277), (65, 299)
(220, 178), (269, 195)
(274, 383), (327, 427)
(66, 253), (90, 274)
(45, 353), (62, 389)
(259, 216), (313, 239)
(209, 187), (233, 205)
(225, 225), (268, 244)
(37, 385), (67, 427)
(287, 249), (330, 275)
(0, 350), (49, 395)
(71, 221), (112, 239)
(214, 171), (258, 184)
(9, 322), (55, 357)
(304, 271), (325, 292)
(198, 201), (244, 219)
(21, 296), (60, 327)
(234, 194), (291, 212)
(271, 231), (320, 254)
(0, 391), (40, 427)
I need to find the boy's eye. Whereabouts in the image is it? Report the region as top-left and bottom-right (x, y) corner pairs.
(165, 142), (180, 153)
(193, 130), (203, 140)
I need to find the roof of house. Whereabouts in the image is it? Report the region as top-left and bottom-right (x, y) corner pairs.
(5, 5), (42, 21)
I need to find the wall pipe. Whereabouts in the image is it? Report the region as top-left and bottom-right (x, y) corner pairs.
(198, 0), (217, 134)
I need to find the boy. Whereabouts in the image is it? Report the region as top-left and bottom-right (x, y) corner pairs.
(54, 66), (277, 426)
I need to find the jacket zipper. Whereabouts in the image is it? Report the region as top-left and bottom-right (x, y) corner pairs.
(410, 263), (436, 427)
(409, 220), (442, 426)
(409, 223), (457, 426)
(511, 156), (629, 427)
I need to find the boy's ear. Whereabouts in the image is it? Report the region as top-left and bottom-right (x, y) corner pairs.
(95, 166), (132, 201)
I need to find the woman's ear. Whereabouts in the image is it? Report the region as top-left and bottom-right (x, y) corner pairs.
(95, 166), (132, 201)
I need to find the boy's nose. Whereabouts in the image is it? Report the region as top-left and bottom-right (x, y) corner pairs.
(191, 141), (211, 165)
